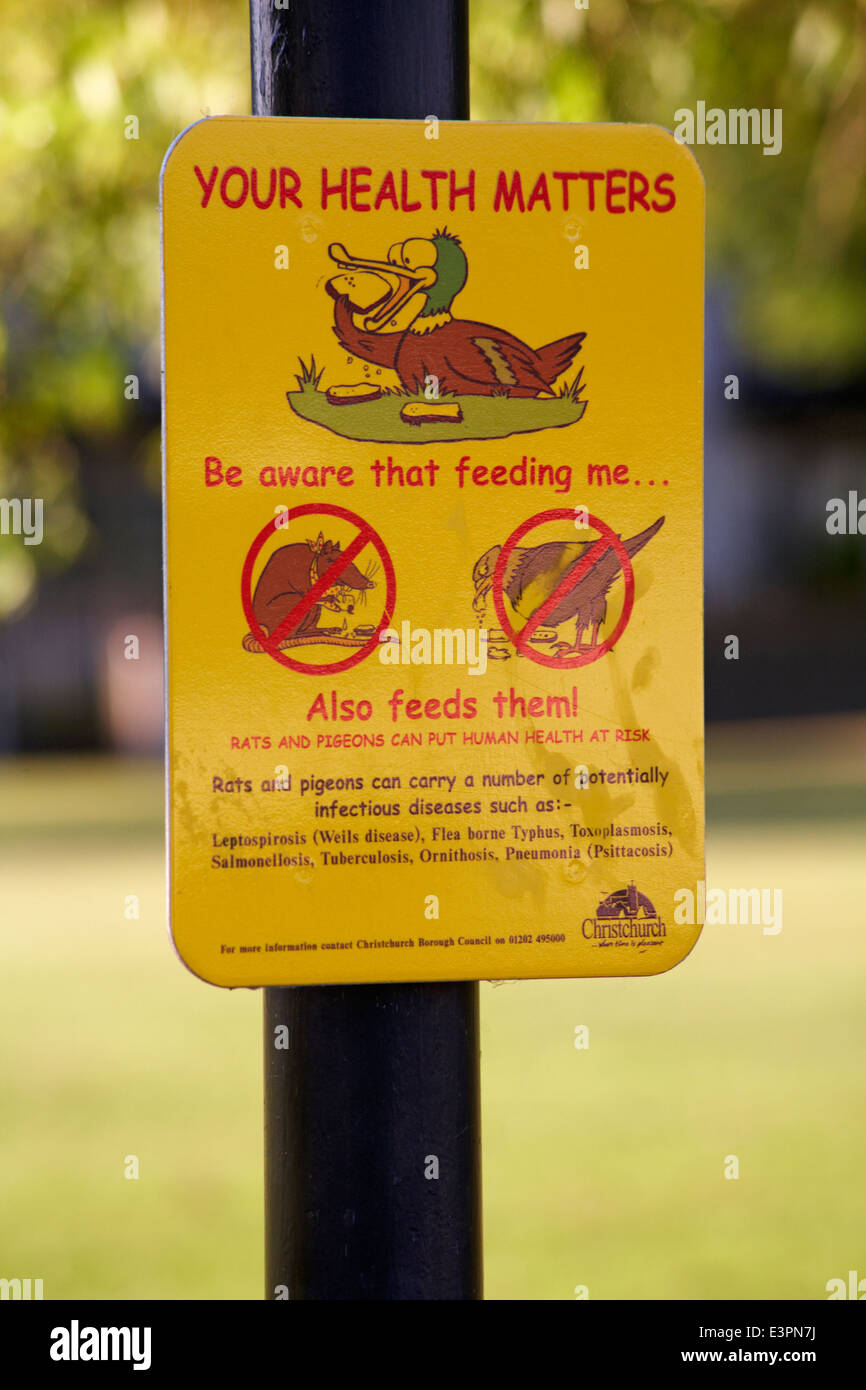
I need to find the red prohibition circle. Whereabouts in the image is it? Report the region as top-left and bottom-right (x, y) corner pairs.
(492, 508), (635, 670)
(240, 502), (396, 676)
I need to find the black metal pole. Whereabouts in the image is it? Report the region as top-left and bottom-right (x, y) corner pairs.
(252, 0), (481, 1301)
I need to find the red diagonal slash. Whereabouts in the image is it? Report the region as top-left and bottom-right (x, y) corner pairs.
(491, 508), (635, 670)
(267, 523), (374, 649)
(515, 534), (611, 650)
(240, 502), (396, 676)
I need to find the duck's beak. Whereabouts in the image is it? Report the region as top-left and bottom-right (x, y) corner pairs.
(328, 243), (434, 330)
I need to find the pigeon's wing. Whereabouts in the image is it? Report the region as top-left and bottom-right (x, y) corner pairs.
(541, 543), (626, 627)
(578, 544), (625, 599)
(510, 542), (593, 618)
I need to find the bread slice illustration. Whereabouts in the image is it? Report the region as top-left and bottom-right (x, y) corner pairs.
(400, 401), (463, 425)
(325, 383), (383, 405)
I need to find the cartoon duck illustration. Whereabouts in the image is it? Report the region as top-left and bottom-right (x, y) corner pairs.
(472, 518), (664, 658)
(325, 230), (585, 398)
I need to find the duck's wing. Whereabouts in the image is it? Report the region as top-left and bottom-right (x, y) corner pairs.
(440, 321), (555, 394)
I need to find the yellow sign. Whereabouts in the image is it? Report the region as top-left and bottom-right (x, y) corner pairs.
(161, 116), (704, 987)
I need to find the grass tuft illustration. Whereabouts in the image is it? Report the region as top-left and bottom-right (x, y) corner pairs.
(287, 357), (588, 444)
(294, 356), (326, 391)
(558, 366), (586, 401)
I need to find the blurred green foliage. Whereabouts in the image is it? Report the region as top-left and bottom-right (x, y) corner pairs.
(0, 0), (863, 611)
(0, 0), (248, 613)
(473, 0), (866, 376)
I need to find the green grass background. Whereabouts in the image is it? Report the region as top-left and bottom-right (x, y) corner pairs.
(1, 722), (864, 1300)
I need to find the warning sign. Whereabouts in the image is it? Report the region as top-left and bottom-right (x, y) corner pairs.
(161, 116), (705, 986)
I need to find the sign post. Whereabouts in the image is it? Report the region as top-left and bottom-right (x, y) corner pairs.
(161, 1), (703, 1303)
(250, 0), (482, 1301)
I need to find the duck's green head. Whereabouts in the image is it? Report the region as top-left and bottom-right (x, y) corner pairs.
(326, 229), (468, 329)
(418, 229), (468, 317)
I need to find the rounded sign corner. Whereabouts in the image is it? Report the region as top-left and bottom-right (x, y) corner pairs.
(649, 926), (704, 978)
(641, 122), (706, 191)
(159, 114), (233, 192)
(167, 924), (233, 990)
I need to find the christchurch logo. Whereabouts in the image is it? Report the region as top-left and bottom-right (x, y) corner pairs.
(582, 882), (666, 950)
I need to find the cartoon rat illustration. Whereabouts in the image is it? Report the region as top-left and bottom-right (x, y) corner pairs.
(243, 533), (375, 651)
